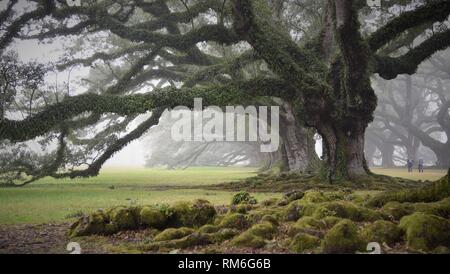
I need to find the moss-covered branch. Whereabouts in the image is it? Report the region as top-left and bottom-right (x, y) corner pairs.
(52, 109), (164, 179)
(375, 29), (450, 80)
(0, 78), (293, 142)
(0, 0), (55, 50)
(368, 1), (450, 52)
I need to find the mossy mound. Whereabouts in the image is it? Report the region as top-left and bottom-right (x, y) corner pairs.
(312, 201), (383, 222)
(301, 190), (331, 203)
(246, 207), (283, 225)
(277, 190), (304, 206)
(208, 228), (239, 243)
(283, 200), (317, 221)
(139, 206), (168, 229)
(230, 221), (276, 248)
(398, 212), (450, 251)
(245, 222), (277, 239)
(154, 227), (195, 242)
(288, 216), (324, 236)
(169, 199), (216, 228)
(381, 202), (414, 221)
(230, 232), (266, 248)
(322, 220), (364, 254)
(108, 206), (139, 230)
(70, 199), (216, 237)
(367, 176), (450, 208)
(290, 233), (321, 253)
(361, 220), (403, 245)
(69, 210), (117, 237)
(198, 224), (220, 234)
(219, 213), (249, 230)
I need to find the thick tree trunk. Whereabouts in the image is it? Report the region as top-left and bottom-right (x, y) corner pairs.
(280, 102), (319, 172)
(435, 149), (450, 169)
(319, 122), (369, 181)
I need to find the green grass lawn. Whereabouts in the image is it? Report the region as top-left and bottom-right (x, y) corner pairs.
(0, 167), (280, 224)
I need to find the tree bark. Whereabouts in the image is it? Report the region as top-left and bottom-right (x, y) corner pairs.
(279, 102), (319, 172)
(319, 121), (369, 181)
(436, 151), (450, 169)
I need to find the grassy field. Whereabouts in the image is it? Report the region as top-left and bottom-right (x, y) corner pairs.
(0, 167), (446, 225)
(0, 167), (280, 224)
(371, 167), (447, 181)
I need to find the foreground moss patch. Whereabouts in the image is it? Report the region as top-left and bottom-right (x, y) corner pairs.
(322, 220), (364, 254)
(399, 212), (450, 251)
(67, 172), (450, 254)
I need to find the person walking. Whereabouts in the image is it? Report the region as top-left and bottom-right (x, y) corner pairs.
(418, 159), (424, 173)
(407, 159), (413, 173)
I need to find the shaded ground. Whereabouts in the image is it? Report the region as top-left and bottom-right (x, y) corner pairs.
(0, 223), (69, 254)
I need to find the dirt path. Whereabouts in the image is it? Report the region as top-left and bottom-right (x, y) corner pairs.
(0, 223), (70, 254)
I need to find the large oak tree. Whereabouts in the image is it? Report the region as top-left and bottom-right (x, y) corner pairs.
(1, 0), (450, 185)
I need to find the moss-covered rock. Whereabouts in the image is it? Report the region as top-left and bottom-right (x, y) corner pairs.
(361, 220), (403, 245)
(230, 232), (266, 248)
(198, 224), (220, 234)
(108, 206), (139, 230)
(246, 207), (283, 224)
(230, 228), (266, 248)
(312, 201), (382, 222)
(246, 222), (277, 239)
(69, 210), (116, 237)
(398, 212), (450, 251)
(381, 202), (414, 220)
(278, 190), (304, 206)
(139, 206), (168, 229)
(283, 200), (317, 221)
(209, 228), (239, 243)
(154, 227), (195, 242)
(219, 213), (249, 230)
(301, 190), (330, 203)
(290, 233), (321, 253)
(322, 220), (364, 254)
(229, 221), (276, 248)
(169, 199), (216, 228)
(288, 216), (324, 237)
(322, 216), (342, 229)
